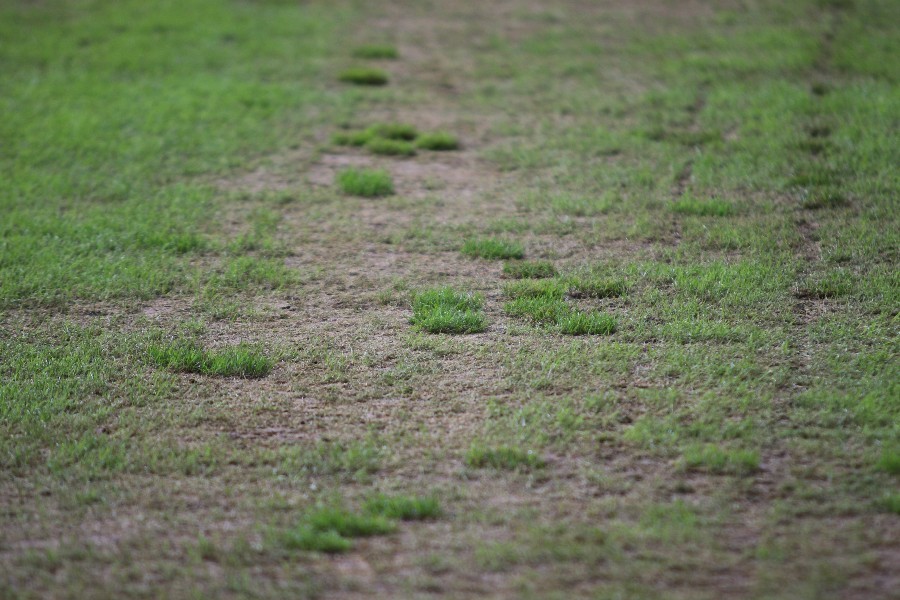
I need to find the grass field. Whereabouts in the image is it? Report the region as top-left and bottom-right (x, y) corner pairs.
(1, 0), (898, 598)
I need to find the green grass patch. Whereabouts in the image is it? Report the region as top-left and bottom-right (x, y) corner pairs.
(557, 311), (617, 335)
(672, 197), (734, 217)
(336, 168), (394, 197)
(503, 260), (557, 279)
(503, 279), (566, 300)
(683, 444), (760, 476)
(416, 131), (459, 150)
(876, 448), (900, 475)
(461, 238), (525, 260)
(338, 67), (388, 85)
(365, 138), (417, 156)
(351, 44), (399, 59)
(279, 526), (352, 554)
(365, 494), (442, 520)
(504, 296), (570, 324)
(332, 130), (374, 147)
(305, 507), (397, 537)
(148, 340), (272, 378)
(566, 277), (627, 299)
(411, 287), (486, 334)
(465, 445), (545, 470)
(367, 123), (419, 141)
(801, 189), (848, 210)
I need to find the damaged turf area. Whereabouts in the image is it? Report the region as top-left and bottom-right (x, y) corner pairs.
(1, 0), (898, 598)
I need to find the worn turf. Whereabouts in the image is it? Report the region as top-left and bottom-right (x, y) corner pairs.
(2, 0), (898, 598)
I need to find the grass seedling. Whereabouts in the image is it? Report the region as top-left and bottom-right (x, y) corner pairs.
(411, 287), (486, 334)
(366, 138), (417, 156)
(465, 445), (545, 470)
(352, 44), (399, 59)
(338, 67), (388, 86)
(416, 131), (459, 150)
(461, 238), (525, 260)
(502, 260), (557, 279)
(503, 279), (566, 300)
(280, 526), (352, 554)
(149, 340), (273, 378)
(336, 168), (394, 197)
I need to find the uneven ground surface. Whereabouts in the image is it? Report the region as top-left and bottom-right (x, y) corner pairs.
(1, 0), (898, 598)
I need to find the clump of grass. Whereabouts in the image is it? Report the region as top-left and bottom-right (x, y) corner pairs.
(332, 130), (374, 147)
(365, 137), (416, 156)
(280, 526), (352, 554)
(566, 277), (627, 298)
(461, 238), (525, 260)
(557, 311), (617, 335)
(338, 67), (388, 86)
(411, 287), (486, 334)
(801, 189), (847, 210)
(503, 279), (566, 300)
(503, 279), (617, 335)
(416, 131), (459, 151)
(352, 44), (399, 59)
(465, 445), (545, 470)
(683, 444), (759, 476)
(672, 197), (733, 217)
(365, 494), (441, 520)
(279, 506), (397, 554)
(305, 507), (397, 537)
(503, 260), (557, 279)
(149, 340), (272, 378)
(799, 271), (853, 299)
(878, 494), (900, 515)
(876, 448), (900, 475)
(367, 123), (418, 141)
(504, 296), (570, 324)
(336, 168), (394, 197)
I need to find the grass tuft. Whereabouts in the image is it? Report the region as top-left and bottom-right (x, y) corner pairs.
(683, 445), (759, 476)
(566, 277), (627, 299)
(336, 168), (394, 197)
(556, 311), (617, 335)
(338, 67), (388, 86)
(461, 238), (525, 260)
(352, 44), (399, 59)
(876, 449), (900, 475)
(366, 138), (417, 156)
(365, 494), (442, 520)
(503, 260), (557, 279)
(305, 507), (397, 537)
(416, 131), (459, 150)
(332, 130), (374, 147)
(366, 123), (419, 141)
(411, 287), (486, 334)
(280, 526), (353, 554)
(149, 340), (272, 378)
(466, 445), (545, 470)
